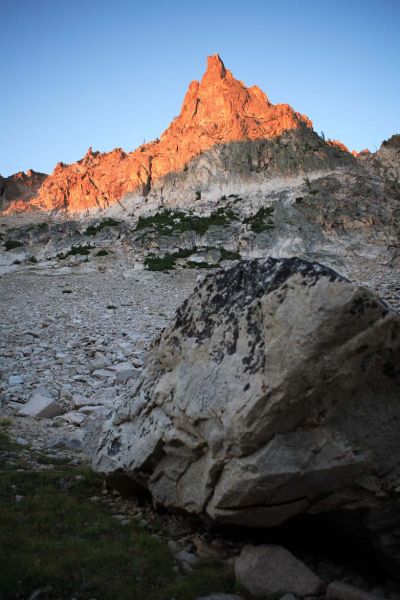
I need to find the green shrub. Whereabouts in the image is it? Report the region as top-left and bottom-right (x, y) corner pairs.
(136, 207), (237, 237)
(243, 206), (275, 233)
(84, 218), (120, 236)
(219, 248), (241, 261)
(58, 245), (93, 260)
(96, 249), (109, 257)
(144, 248), (196, 271)
(4, 240), (23, 251)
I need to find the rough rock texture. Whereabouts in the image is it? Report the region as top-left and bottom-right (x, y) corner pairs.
(93, 258), (400, 545)
(327, 581), (382, 600)
(2, 55), (323, 214)
(0, 170), (47, 213)
(359, 134), (400, 182)
(19, 387), (64, 418)
(234, 545), (325, 597)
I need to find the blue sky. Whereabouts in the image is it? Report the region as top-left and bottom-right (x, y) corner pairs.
(1, 0), (399, 176)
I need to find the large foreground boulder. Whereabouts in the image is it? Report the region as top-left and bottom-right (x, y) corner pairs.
(93, 258), (400, 560)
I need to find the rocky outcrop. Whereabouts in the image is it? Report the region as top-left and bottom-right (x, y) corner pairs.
(93, 257), (400, 562)
(358, 134), (400, 182)
(3, 55), (338, 215)
(0, 169), (47, 213)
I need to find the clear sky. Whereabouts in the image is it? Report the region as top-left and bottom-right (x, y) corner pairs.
(1, 0), (399, 176)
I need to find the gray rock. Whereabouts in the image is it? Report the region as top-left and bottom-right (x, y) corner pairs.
(115, 368), (141, 384)
(19, 387), (64, 419)
(8, 375), (24, 385)
(16, 437), (29, 446)
(327, 582), (384, 600)
(46, 436), (82, 450)
(234, 545), (325, 597)
(72, 394), (101, 409)
(62, 411), (87, 426)
(174, 550), (200, 567)
(107, 361), (135, 372)
(196, 595), (244, 600)
(89, 352), (110, 371)
(92, 369), (115, 380)
(79, 405), (111, 417)
(93, 258), (400, 549)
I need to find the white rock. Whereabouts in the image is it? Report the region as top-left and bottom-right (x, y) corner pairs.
(234, 545), (325, 597)
(8, 375), (24, 385)
(79, 405), (111, 417)
(93, 258), (400, 553)
(19, 387), (64, 419)
(72, 394), (101, 409)
(107, 361), (134, 372)
(62, 411), (87, 426)
(92, 369), (115, 380)
(115, 368), (141, 384)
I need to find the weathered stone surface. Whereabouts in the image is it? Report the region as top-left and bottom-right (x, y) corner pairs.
(234, 545), (325, 597)
(19, 387), (64, 418)
(196, 595), (244, 600)
(327, 581), (383, 600)
(93, 258), (400, 546)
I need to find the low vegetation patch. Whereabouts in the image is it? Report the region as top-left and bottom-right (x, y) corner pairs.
(84, 218), (121, 236)
(145, 246), (241, 271)
(4, 240), (23, 251)
(0, 429), (241, 600)
(144, 248), (196, 271)
(243, 206), (275, 233)
(26, 222), (49, 233)
(136, 207), (237, 237)
(57, 245), (94, 260)
(96, 248), (109, 257)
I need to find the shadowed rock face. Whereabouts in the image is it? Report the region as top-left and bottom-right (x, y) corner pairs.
(0, 170), (47, 213)
(93, 257), (400, 562)
(358, 134), (400, 182)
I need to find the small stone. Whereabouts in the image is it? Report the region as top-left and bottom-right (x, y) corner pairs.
(72, 394), (101, 409)
(16, 437), (29, 446)
(115, 368), (141, 384)
(175, 550), (200, 567)
(92, 369), (115, 380)
(46, 436), (82, 450)
(196, 595), (245, 600)
(23, 329), (41, 338)
(62, 411), (87, 426)
(8, 375), (24, 385)
(234, 545), (325, 597)
(19, 387), (64, 419)
(327, 581), (383, 600)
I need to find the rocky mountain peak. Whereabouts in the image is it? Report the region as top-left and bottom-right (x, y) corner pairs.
(202, 53), (228, 82)
(2, 55), (341, 214)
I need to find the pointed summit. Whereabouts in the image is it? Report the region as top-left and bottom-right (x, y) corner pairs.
(202, 53), (228, 82)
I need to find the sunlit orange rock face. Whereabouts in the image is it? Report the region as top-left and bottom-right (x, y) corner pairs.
(326, 139), (350, 153)
(8, 54), (314, 214)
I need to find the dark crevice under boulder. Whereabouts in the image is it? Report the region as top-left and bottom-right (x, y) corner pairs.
(92, 257), (400, 567)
